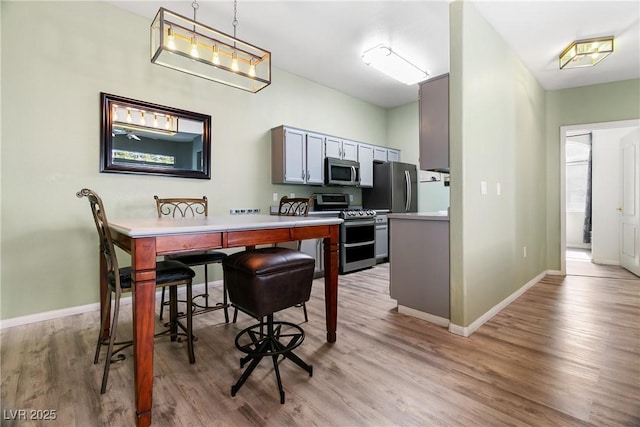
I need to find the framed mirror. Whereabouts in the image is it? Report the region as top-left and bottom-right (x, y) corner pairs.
(100, 93), (211, 179)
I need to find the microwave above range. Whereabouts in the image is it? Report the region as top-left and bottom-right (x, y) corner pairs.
(325, 158), (360, 187)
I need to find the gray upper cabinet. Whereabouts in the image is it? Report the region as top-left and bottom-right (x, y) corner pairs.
(419, 73), (449, 172)
(387, 148), (401, 162)
(357, 143), (374, 188)
(271, 126), (324, 185)
(272, 124), (401, 187)
(325, 136), (357, 161)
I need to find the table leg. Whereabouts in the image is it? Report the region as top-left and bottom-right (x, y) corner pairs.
(323, 225), (339, 343)
(131, 237), (157, 427)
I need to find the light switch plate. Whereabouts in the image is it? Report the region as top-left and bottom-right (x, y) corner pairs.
(480, 181), (487, 195)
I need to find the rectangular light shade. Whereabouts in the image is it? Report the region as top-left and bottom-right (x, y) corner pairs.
(559, 36), (614, 69)
(151, 8), (271, 92)
(362, 45), (428, 85)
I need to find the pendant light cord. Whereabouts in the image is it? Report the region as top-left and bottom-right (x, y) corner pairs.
(232, 0), (238, 39)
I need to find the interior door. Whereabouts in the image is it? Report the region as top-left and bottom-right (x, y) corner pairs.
(620, 128), (640, 276)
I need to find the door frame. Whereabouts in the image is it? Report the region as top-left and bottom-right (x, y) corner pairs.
(560, 119), (640, 275)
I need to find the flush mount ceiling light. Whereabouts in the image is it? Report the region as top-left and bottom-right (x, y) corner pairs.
(559, 36), (614, 70)
(151, 0), (271, 92)
(362, 44), (428, 85)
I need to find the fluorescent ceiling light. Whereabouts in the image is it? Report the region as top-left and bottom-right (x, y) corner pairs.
(362, 44), (428, 85)
(559, 36), (614, 70)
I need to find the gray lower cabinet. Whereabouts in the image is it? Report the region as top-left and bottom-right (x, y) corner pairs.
(300, 238), (324, 277)
(389, 214), (449, 321)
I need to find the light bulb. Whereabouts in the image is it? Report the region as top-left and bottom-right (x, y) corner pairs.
(167, 27), (176, 50)
(211, 45), (220, 65)
(126, 108), (132, 123)
(140, 111), (146, 126)
(249, 60), (256, 77)
(153, 113), (158, 128)
(113, 105), (119, 121)
(190, 36), (199, 57)
(231, 52), (239, 71)
(165, 115), (171, 130)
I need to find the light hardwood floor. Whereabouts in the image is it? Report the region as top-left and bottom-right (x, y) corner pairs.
(1, 263), (639, 426)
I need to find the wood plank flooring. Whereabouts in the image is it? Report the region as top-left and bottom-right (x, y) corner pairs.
(1, 263), (639, 426)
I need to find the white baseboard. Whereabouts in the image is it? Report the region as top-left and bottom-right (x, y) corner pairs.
(448, 270), (548, 337)
(0, 280), (221, 330)
(397, 305), (449, 327)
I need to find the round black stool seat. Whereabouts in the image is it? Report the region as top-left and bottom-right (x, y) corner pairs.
(223, 247), (316, 404)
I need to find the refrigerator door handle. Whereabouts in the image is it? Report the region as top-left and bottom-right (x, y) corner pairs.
(405, 170), (411, 211)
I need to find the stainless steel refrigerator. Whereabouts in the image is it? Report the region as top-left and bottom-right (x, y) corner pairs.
(363, 161), (418, 212)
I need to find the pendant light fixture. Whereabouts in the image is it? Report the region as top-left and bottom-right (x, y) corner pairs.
(151, 0), (271, 92)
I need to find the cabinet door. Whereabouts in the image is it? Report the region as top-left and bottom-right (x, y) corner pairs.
(419, 74), (449, 171)
(373, 147), (387, 161)
(284, 128), (306, 184)
(325, 136), (342, 159)
(358, 143), (374, 187)
(342, 140), (358, 161)
(306, 133), (324, 185)
(387, 149), (400, 162)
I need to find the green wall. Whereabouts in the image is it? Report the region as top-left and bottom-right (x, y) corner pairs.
(0, 1), (387, 320)
(544, 79), (640, 270)
(449, 1), (547, 327)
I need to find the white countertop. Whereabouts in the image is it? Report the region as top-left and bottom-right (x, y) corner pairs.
(109, 215), (343, 237)
(387, 211), (449, 221)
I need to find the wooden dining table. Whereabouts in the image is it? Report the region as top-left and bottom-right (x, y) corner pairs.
(105, 214), (343, 427)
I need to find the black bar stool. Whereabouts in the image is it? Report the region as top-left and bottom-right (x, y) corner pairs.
(223, 247), (315, 404)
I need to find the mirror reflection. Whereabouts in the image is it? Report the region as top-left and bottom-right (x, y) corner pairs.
(100, 93), (211, 179)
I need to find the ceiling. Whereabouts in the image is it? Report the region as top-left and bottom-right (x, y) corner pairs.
(109, 1), (640, 109)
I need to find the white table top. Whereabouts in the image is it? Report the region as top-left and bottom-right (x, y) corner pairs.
(109, 214), (343, 238)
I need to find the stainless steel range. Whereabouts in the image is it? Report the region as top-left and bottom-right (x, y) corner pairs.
(314, 194), (377, 274)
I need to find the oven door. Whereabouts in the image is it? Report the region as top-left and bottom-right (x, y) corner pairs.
(340, 219), (376, 273)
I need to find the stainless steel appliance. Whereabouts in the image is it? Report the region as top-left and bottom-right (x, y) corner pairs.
(362, 161), (418, 213)
(325, 158), (360, 186)
(339, 209), (377, 273)
(313, 193), (377, 274)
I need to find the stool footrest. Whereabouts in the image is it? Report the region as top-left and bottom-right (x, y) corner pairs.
(230, 317), (312, 403)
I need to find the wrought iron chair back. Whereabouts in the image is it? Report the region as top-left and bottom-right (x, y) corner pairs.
(278, 196), (313, 217)
(155, 196), (208, 218)
(154, 195), (229, 323)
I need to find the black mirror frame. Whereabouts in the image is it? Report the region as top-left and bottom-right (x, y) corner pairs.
(100, 92), (211, 179)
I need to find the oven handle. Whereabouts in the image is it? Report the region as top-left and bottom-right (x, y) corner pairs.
(343, 240), (376, 248)
(342, 219), (376, 227)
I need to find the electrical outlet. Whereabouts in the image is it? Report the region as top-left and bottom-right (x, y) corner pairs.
(349, 194), (354, 202)
(240, 209), (247, 214)
(496, 182), (501, 196)
(290, 193), (295, 198)
(523, 246), (527, 258)
(480, 181), (487, 195)
(229, 209), (238, 214)
(273, 193), (278, 202)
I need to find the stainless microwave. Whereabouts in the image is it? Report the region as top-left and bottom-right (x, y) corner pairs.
(325, 158), (360, 186)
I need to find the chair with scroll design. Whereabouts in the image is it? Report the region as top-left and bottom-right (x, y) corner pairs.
(232, 195), (314, 323)
(77, 188), (196, 394)
(154, 196), (229, 323)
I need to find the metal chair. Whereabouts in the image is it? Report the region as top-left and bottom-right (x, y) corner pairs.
(232, 196), (314, 323)
(154, 196), (229, 323)
(77, 188), (196, 394)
